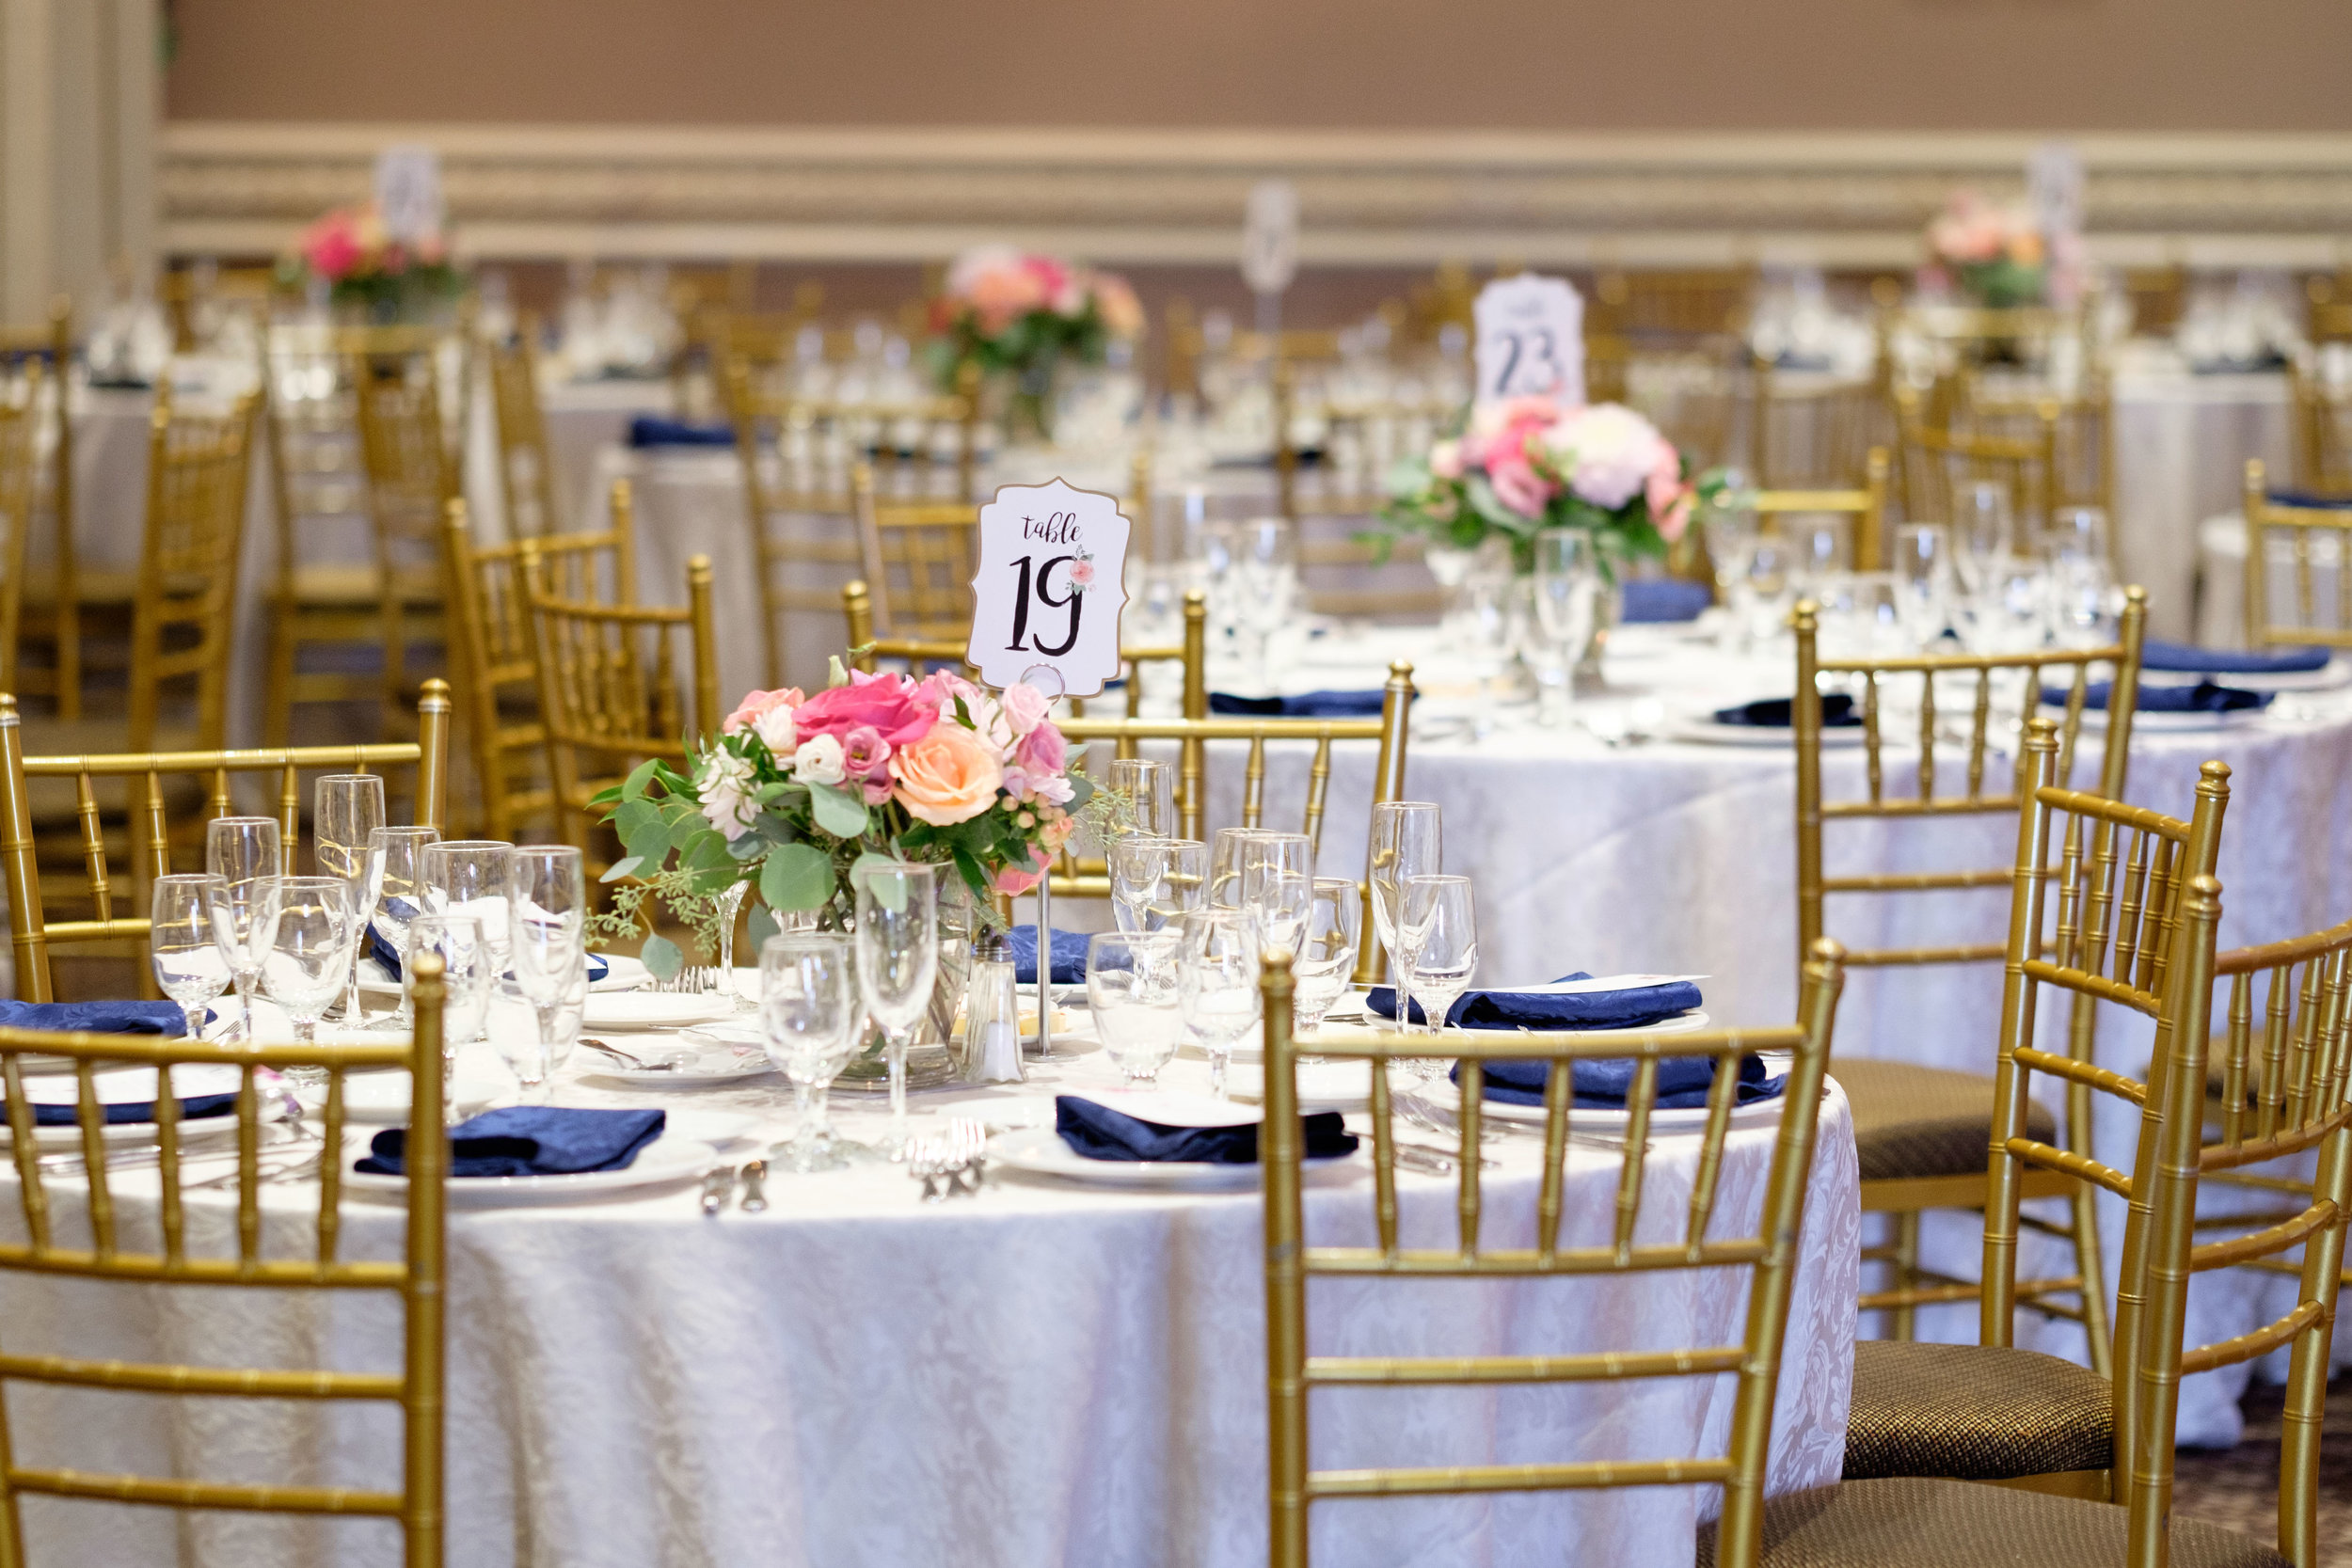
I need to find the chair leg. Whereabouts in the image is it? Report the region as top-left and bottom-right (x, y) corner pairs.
(2069, 1180), (2112, 1379)
(1892, 1211), (1921, 1341)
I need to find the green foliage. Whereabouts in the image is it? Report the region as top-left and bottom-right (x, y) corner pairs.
(807, 783), (870, 840)
(760, 843), (834, 912)
(640, 933), (684, 981)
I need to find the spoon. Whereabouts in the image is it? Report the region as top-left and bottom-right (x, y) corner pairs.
(580, 1038), (683, 1072)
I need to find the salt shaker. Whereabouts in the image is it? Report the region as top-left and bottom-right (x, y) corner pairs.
(961, 932), (1025, 1084)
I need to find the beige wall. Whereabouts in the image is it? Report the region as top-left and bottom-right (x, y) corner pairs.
(167, 0), (2352, 132)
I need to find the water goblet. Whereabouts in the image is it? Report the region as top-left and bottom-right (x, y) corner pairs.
(1209, 826), (1274, 910)
(150, 875), (229, 1040)
(1398, 874), (1477, 1042)
(205, 816), (281, 1041)
(260, 878), (353, 1062)
(853, 860), (937, 1160)
(365, 826), (440, 1027)
(1107, 757), (1175, 838)
(1954, 479), (2014, 593)
(1292, 879), (1363, 1036)
(1109, 836), (1206, 934)
(1240, 832), (1315, 957)
(1367, 800), (1441, 1030)
(1178, 907), (1261, 1100)
(1533, 527), (1599, 716)
(421, 840), (515, 981)
(762, 933), (861, 1172)
(1087, 930), (1184, 1087)
(313, 774), (384, 1021)
(498, 946), (585, 1107)
(1890, 523), (1955, 650)
(204, 872), (279, 1046)
(508, 845), (587, 1083)
(407, 914), (490, 1095)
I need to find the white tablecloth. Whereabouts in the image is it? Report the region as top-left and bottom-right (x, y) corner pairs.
(0, 1017), (1859, 1568)
(2110, 370), (2292, 642)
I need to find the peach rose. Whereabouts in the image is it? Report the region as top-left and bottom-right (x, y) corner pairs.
(993, 863), (1043, 897)
(891, 720), (1005, 826)
(723, 688), (803, 736)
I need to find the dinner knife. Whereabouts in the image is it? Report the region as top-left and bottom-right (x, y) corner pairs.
(699, 1164), (738, 1216)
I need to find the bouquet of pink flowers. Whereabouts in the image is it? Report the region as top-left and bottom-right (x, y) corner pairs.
(592, 657), (1090, 963)
(1923, 191), (2049, 309)
(928, 246), (1144, 430)
(283, 199), (462, 321)
(1379, 397), (1702, 575)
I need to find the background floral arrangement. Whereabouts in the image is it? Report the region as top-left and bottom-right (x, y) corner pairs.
(1922, 191), (2051, 309)
(1378, 396), (1704, 576)
(927, 246), (1145, 420)
(281, 199), (463, 320)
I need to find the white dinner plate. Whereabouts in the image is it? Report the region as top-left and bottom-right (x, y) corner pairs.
(578, 1025), (775, 1086)
(294, 1070), (503, 1125)
(2, 1064), (251, 1150)
(1226, 1059), (1380, 1113)
(1662, 718), (1867, 749)
(987, 1126), (1359, 1192)
(344, 1134), (720, 1208)
(358, 953), (649, 997)
(1411, 1069), (1788, 1133)
(2139, 659), (2350, 693)
(580, 992), (739, 1032)
(2050, 703), (2272, 734)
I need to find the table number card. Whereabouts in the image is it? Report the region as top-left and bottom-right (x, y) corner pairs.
(965, 479), (1131, 697)
(373, 145), (446, 244)
(1474, 275), (1585, 406)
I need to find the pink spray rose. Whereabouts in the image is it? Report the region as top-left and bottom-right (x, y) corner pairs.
(993, 863), (1044, 897)
(1011, 721), (1067, 784)
(997, 680), (1051, 738)
(1470, 396), (1565, 519)
(793, 671), (939, 751)
(838, 725), (894, 802)
(1543, 404), (1675, 512)
(1645, 448), (1693, 543)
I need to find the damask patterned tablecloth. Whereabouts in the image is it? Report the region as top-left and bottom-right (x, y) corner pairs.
(0, 1026), (1859, 1568)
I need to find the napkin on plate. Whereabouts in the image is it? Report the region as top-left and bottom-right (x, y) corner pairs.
(1367, 973), (1703, 1032)
(27, 1087), (239, 1127)
(366, 913), (607, 984)
(1619, 578), (1713, 625)
(1209, 689), (1388, 718)
(1054, 1093), (1357, 1164)
(356, 1106), (666, 1179)
(2042, 679), (2272, 714)
(0, 1000), (195, 1037)
(626, 416), (734, 448)
(1458, 1053), (1785, 1109)
(1711, 693), (1860, 728)
(2138, 639), (2330, 676)
(1009, 925), (1089, 985)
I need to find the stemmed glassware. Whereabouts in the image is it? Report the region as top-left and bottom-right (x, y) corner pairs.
(1398, 874), (1478, 1067)
(1291, 879), (1363, 1036)
(1232, 517), (1298, 692)
(1086, 930), (1185, 1088)
(853, 861), (937, 1160)
(1107, 757), (1174, 837)
(1178, 906), (1260, 1100)
(1368, 800), (1441, 1033)
(1209, 827), (1272, 910)
(1108, 836), (1207, 934)
(314, 775), (384, 1022)
(761, 932), (862, 1172)
(260, 877), (354, 1059)
(508, 846), (588, 1097)
(1700, 478), (1760, 650)
(406, 913), (490, 1107)
(204, 816), (281, 1042)
(365, 826), (439, 1028)
(421, 841), (514, 982)
(1533, 527), (1598, 718)
(2044, 506), (2115, 646)
(1890, 523), (1955, 651)
(1240, 832), (1314, 956)
(1953, 479), (2015, 595)
(150, 875), (228, 1040)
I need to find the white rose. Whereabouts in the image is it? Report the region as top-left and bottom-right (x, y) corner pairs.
(1540, 404), (1666, 511)
(793, 733), (847, 787)
(697, 750), (759, 840)
(753, 705), (797, 756)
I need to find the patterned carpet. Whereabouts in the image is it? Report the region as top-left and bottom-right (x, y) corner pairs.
(2171, 1374), (2352, 1561)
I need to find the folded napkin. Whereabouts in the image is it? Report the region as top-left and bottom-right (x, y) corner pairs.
(626, 416), (734, 449)
(1054, 1095), (1358, 1164)
(1368, 973), (1703, 1032)
(2139, 639), (2330, 676)
(356, 1106), (666, 1179)
(367, 918), (608, 984)
(30, 1089), (239, 1127)
(1619, 578), (1714, 625)
(1711, 693), (1859, 728)
(0, 999), (193, 1037)
(2265, 489), (2352, 511)
(1009, 925), (1090, 985)
(2042, 680), (2272, 714)
(1209, 689), (1388, 718)
(1458, 1053), (1784, 1110)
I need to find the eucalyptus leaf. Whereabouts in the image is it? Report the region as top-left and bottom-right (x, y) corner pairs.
(728, 833), (768, 862)
(808, 783), (870, 840)
(760, 843), (834, 912)
(849, 851), (916, 912)
(746, 903), (782, 952)
(640, 933), (685, 981)
(598, 854), (644, 884)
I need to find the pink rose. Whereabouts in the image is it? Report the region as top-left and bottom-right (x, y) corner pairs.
(1471, 398), (1565, 519)
(1067, 559), (1096, 590)
(723, 687), (803, 736)
(1645, 449), (1692, 543)
(891, 721), (1005, 827)
(998, 681), (1050, 738)
(794, 670), (938, 751)
(1012, 720), (1067, 783)
(1428, 438), (1465, 481)
(839, 724), (892, 787)
(301, 213), (362, 282)
(993, 863), (1043, 897)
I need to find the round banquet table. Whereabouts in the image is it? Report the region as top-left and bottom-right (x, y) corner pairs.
(0, 1008), (1858, 1568)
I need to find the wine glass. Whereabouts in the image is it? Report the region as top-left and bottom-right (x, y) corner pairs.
(1368, 800), (1441, 1030)
(497, 946), (583, 1108)
(1108, 836), (1207, 934)
(1398, 874), (1478, 1046)
(763, 933), (861, 1173)
(1087, 930), (1184, 1087)
(365, 826), (439, 1028)
(205, 816), (281, 1042)
(421, 841), (514, 982)
(1107, 757), (1174, 838)
(853, 860), (937, 1159)
(1292, 878), (1363, 1036)
(1178, 907), (1261, 1100)
(1890, 523), (1954, 651)
(1209, 827), (1273, 910)
(260, 877), (353, 1058)
(1533, 527), (1598, 716)
(1233, 517), (1298, 691)
(407, 913), (490, 1086)
(2045, 506), (2115, 647)
(508, 846), (586, 1089)
(314, 774), (384, 1022)
(1953, 479), (2014, 594)
(150, 875), (228, 1040)
(1701, 483), (1760, 649)
(1241, 832), (1315, 957)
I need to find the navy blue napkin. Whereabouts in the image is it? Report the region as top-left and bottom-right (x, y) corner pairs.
(356, 1106), (667, 1179)
(1712, 693), (1859, 728)
(1209, 689), (1388, 718)
(1054, 1095), (1358, 1164)
(368, 913), (607, 984)
(2265, 489), (2352, 511)
(1620, 578), (1714, 625)
(1456, 1053), (1784, 1109)
(1368, 972), (1703, 1031)
(2042, 680), (2272, 714)
(627, 416), (734, 449)
(1009, 925), (1089, 985)
(29, 1089), (239, 1127)
(2139, 639), (2330, 676)
(0, 1000), (192, 1037)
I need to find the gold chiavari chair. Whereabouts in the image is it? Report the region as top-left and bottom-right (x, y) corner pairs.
(2241, 459), (2352, 652)
(1793, 590), (2147, 1370)
(349, 332), (460, 735)
(0, 304), (82, 719)
(1057, 661), (1414, 976)
(1262, 939), (1850, 1568)
(2304, 277), (2352, 347)
(0, 368), (40, 705)
(1748, 356), (1888, 494)
(128, 388), (263, 759)
(0, 958), (450, 1565)
(1270, 362), (1460, 619)
(2122, 263), (2189, 339)
(2283, 367), (2352, 499)
(1589, 266), (1757, 343)
(519, 543), (718, 863)
(1896, 388), (2061, 539)
(0, 685), (450, 1000)
(483, 312), (564, 538)
(1753, 451), (1892, 573)
(442, 485), (639, 842)
(850, 462), (980, 641)
(1957, 371), (2116, 545)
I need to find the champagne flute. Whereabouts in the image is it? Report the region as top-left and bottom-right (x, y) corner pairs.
(407, 914), (489, 1102)
(853, 861), (937, 1159)
(314, 774), (384, 1022)
(1241, 832), (1315, 957)
(260, 877), (353, 1059)
(508, 846), (587, 1090)
(1368, 800), (1441, 1031)
(761, 932), (860, 1173)
(366, 826), (439, 1028)
(205, 816), (281, 1042)
(1178, 906), (1260, 1100)
(1107, 757), (1175, 837)
(1399, 874), (1478, 1053)
(1087, 930), (1184, 1087)
(498, 947), (584, 1108)
(1292, 878), (1363, 1036)
(421, 841), (515, 983)
(150, 875), (228, 1040)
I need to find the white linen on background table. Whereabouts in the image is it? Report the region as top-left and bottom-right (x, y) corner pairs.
(0, 1017), (1859, 1568)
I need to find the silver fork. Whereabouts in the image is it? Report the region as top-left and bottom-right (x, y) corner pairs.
(908, 1138), (948, 1203)
(945, 1118), (988, 1195)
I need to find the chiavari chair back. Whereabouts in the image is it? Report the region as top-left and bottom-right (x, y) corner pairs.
(1752, 450), (1891, 572)
(850, 462), (980, 641)
(0, 367), (40, 705)
(1747, 356), (1887, 495)
(1261, 938), (1849, 1568)
(132, 388), (263, 757)
(2284, 366), (2352, 499)
(2241, 458), (2352, 651)
(1896, 388), (2061, 539)
(519, 543), (718, 862)
(349, 333), (459, 730)
(0, 303), (80, 719)
(443, 485), (639, 841)
(1957, 371), (2116, 551)
(1057, 661), (1413, 977)
(2305, 278), (2352, 348)
(0, 960), (451, 1565)
(0, 684), (449, 999)
(1793, 591), (2147, 1365)
(2122, 264), (2189, 339)
(484, 313), (564, 537)
(1269, 361), (1462, 618)
(1589, 267), (1757, 342)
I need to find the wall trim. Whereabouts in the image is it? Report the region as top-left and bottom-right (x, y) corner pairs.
(160, 122), (2352, 271)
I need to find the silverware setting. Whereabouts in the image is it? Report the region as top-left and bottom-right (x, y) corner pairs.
(699, 1164), (739, 1215)
(908, 1120), (989, 1202)
(738, 1158), (768, 1213)
(581, 1038), (687, 1072)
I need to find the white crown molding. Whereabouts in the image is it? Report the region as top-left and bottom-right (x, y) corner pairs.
(158, 122), (2352, 270)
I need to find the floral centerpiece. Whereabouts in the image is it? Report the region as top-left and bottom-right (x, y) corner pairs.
(1922, 191), (2049, 310)
(589, 657), (1093, 998)
(280, 199), (463, 324)
(1377, 397), (1703, 578)
(927, 246), (1145, 438)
